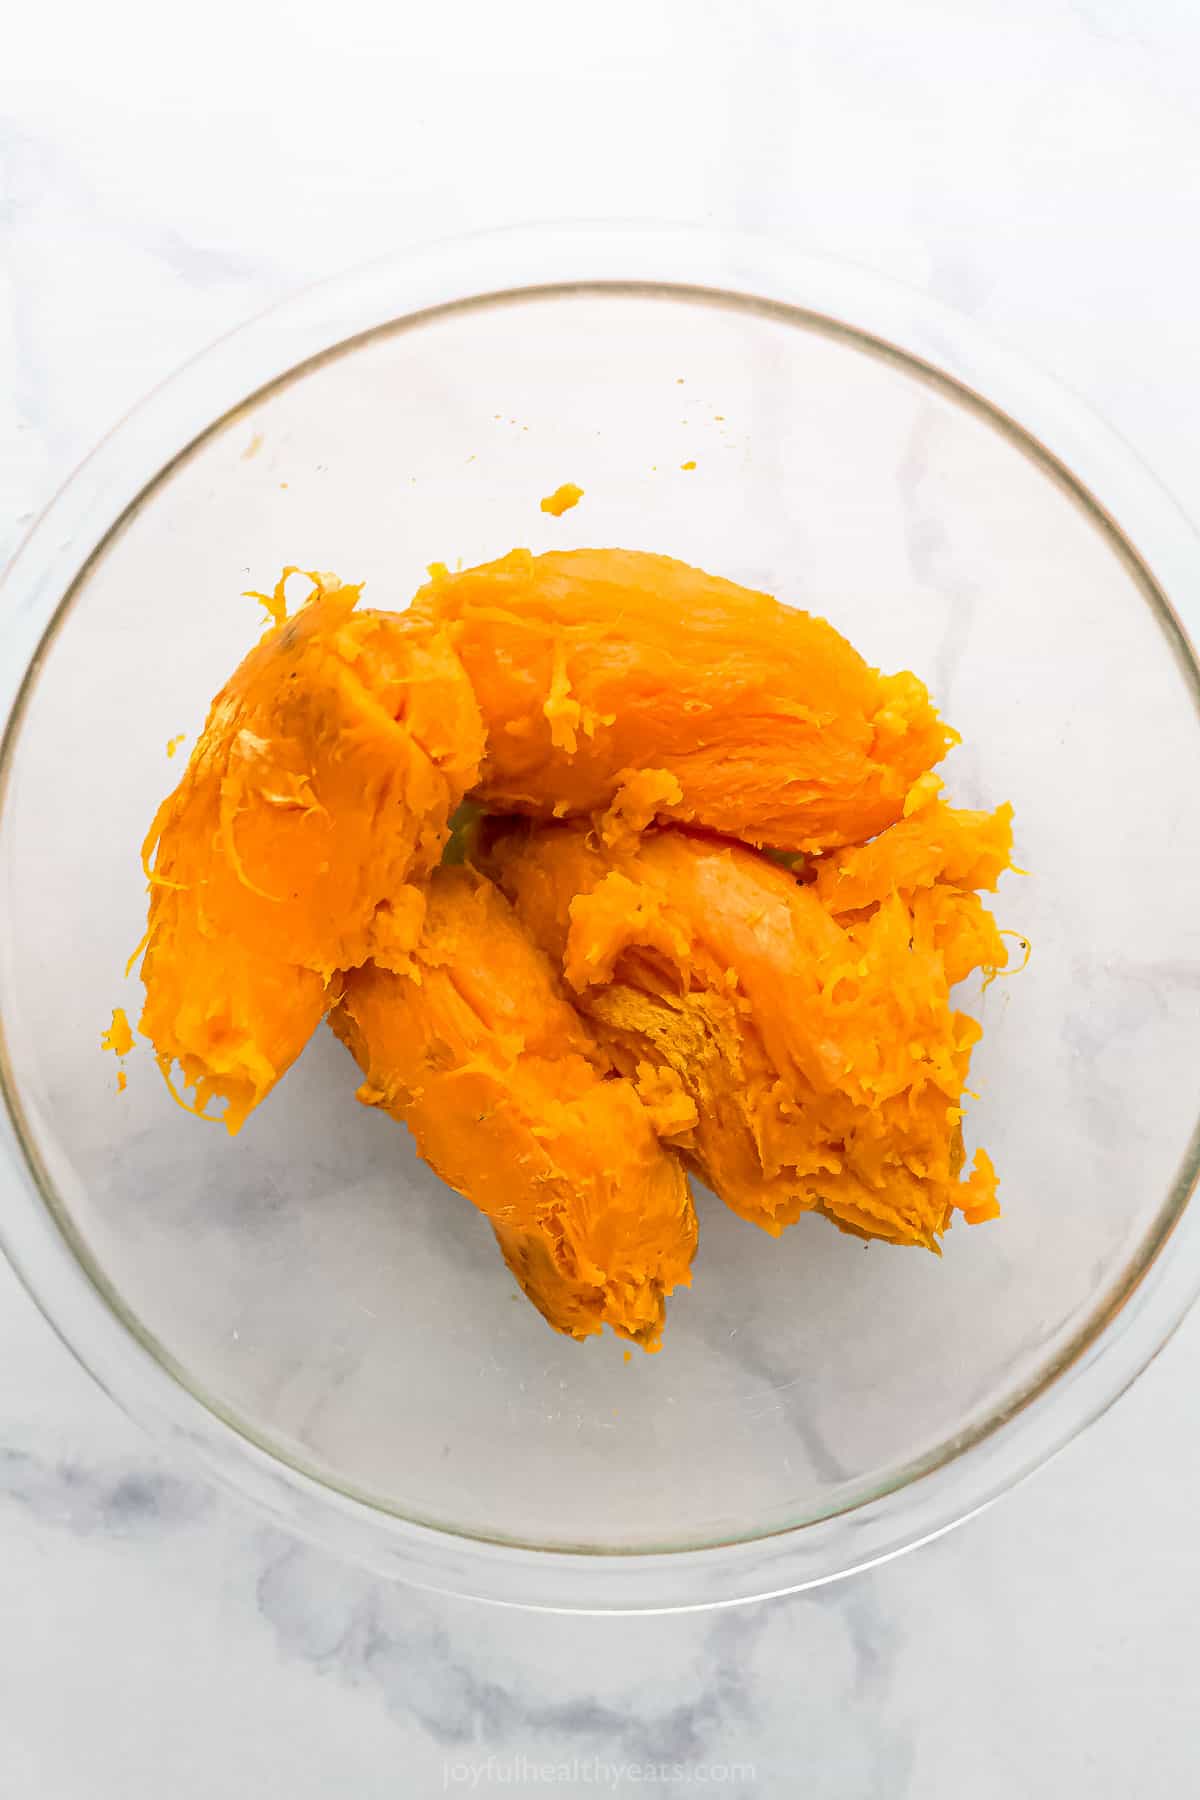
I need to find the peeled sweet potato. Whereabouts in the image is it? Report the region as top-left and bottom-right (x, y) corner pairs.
(331, 865), (697, 1348)
(413, 548), (954, 852)
(129, 533), (1018, 1349)
(139, 572), (484, 1132)
(486, 795), (1011, 1248)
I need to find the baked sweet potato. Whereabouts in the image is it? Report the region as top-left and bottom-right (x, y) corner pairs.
(331, 865), (697, 1348)
(139, 572), (484, 1133)
(413, 548), (953, 852)
(486, 797), (1011, 1248)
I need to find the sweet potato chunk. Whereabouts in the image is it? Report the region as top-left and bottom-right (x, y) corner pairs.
(331, 866), (697, 1348)
(414, 548), (953, 852)
(486, 798), (1011, 1248)
(139, 573), (484, 1132)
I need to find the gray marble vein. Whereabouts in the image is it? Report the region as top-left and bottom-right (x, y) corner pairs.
(0, 1442), (211, 1536)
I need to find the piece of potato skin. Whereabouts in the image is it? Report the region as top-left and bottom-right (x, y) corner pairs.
(413, 547), (954, 854)
(139, 574), (484, 1133)
(485, 802), (1011, 1249)
(331, 865), (697, 1349)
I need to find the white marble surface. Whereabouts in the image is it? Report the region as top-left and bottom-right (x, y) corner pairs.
(3, 3), (1200, 1792)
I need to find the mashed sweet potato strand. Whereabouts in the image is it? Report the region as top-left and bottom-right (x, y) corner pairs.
(486, 796), (1011, 1248)
(139, 573), (484, 1133)
(413, 548), (955, 853)
(331, 866), (697, 1348)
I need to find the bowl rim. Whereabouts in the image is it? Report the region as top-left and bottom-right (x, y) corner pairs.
(2, 220), (1199, 1613)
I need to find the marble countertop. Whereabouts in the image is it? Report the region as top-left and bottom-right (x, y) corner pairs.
(3, 4), (1200, 1793)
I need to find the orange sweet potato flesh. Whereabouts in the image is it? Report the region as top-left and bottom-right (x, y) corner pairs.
(331, 866), (697, 1348)
(413, 548), (954, 853)
(139, 573), (484, 1133)
(486, 796), (1011, 1248)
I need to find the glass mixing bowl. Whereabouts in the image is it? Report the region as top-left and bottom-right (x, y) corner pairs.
(2, 226), (1199, 1612)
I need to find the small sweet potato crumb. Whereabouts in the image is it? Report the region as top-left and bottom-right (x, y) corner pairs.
(540, 483), (584, 517)
(101, 1007), (134, 1057)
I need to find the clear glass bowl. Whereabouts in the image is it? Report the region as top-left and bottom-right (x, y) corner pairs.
(2, 226), (1199, 1612)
